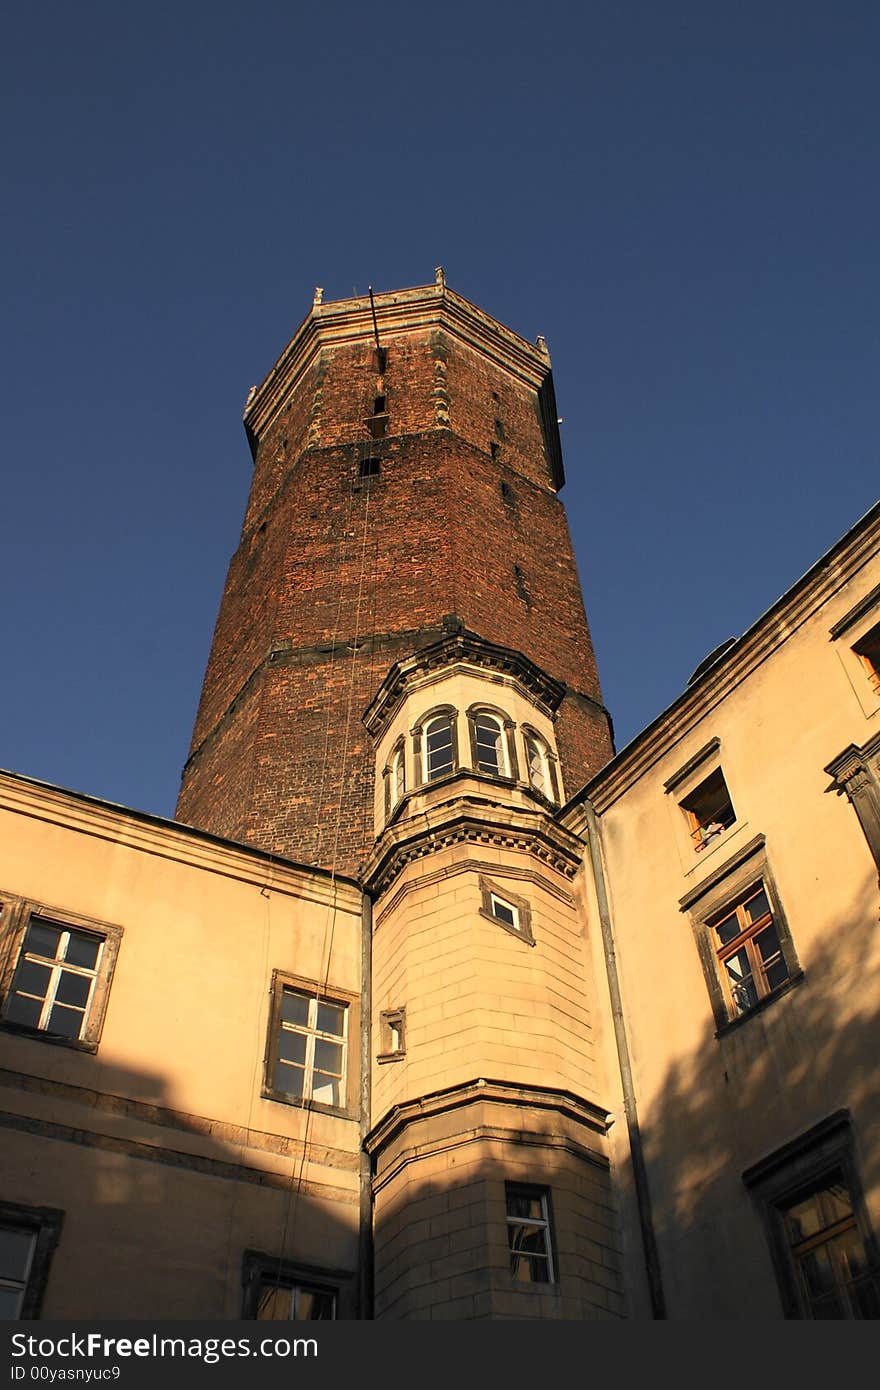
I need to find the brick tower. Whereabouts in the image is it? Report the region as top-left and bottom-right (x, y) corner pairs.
(176, 271), (612, 875)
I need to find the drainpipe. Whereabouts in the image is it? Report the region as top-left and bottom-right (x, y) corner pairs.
(358, 890), (374, 1320)
(584, 799), (667, 1319)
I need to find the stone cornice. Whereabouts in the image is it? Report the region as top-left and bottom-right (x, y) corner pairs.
(244, 281), (554, 446)
(0, 768), (361, 912)
(362, 794), (584, 898)
(584, 500), (880, 814)
(362, 628), (566, 738)
(365, 1077), (612, 1160)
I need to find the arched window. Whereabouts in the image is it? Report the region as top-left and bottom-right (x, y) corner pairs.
(473, 712), (506, 775)
(467, 705), (517, 780)
(523, 729), (560, 804)
(423, 713), (456, 782)
(383, 738), (406, 819)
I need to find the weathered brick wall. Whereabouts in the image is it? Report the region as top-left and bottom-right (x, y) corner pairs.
(177, 311), (613, 874)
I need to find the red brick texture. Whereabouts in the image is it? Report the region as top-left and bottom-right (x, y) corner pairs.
(176, 301), (613, 874)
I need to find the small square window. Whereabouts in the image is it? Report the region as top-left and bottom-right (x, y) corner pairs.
(264, 975), (354, 1114)
(681, 768), (736, 853)
(479, 877), (534, 946)
(0, 1203), (63, 1318)
(853, 622), (880, 696)
(506, 1184), (555, 1284)
(0, 902), (122, 1052)
(359, 456), (380, 478)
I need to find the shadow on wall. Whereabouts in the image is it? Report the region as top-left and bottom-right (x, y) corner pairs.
(636, 882), (880, 1319)
(0, 1051), (359, 1320)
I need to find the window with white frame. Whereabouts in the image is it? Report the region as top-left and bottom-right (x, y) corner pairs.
(522, 728), (558, 802)
(265, 976), (351, 1111)
(472, 712), (507, 775)
(0, 903), (122, 1051)
(506, 1184), (555, 1284)
(423, 713), (455, 782)
(479, 876), (534, 945)
(384, 738), (406, 819)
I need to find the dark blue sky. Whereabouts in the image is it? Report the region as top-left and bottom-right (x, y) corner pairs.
(1, 3), (877, 818)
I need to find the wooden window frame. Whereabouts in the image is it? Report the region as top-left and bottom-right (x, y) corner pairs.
(743, 1111), (880, 1319)
(0, 896), (122, 1054)
(0, 1200), (64, 1319)
(262, 971), (359, 1119)
(679, 837), (802, 1033)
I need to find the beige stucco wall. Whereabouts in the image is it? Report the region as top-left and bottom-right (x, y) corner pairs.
(592, 543), (880, 1317)
(0, 776), (363, 1317)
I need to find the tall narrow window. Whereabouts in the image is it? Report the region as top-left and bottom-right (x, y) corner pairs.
(473, 713), (505, 775)
(424, 714), (455, 781)
(384, 739), (405, 818)
(506, 1185), (555, 1284)
(523, 730), (558, 802)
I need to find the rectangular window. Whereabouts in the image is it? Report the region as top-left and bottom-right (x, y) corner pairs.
(264, 973), (356, 1114)
(681, 767), (736, 852)
(744, 1111), (880, 1320)
(0, 1203), (64, 1319)
(709, 882), (789, 1017)
(679, 835), (801, 1032)
(0, 901), (122, 1051)
(479, 877), (534, 946)
(377, 1006), (406, 1063)
(506, 1184), (555, 1284)
(242, 1251), (347, 1320)
(782, 1172), (880, 1319)
(257, 1277), (337, 1320)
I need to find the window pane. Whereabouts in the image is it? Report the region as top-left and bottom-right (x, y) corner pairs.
(785, 1194), (823, 1242)
(314, 1039), (343, 1075)
(316, 1001), (345, 1037)
(256, 1283), (292, 1319)
(507, 1192), (544, 1222)
(745, 888), (771, 923)
(3, 993), (43, 1028)
(11, 960), (52, 1000)
(426, 720), (453, 778)
(0, 1286), (22, 1318)
(64, 933), (101, 970)
(297, 1286), (336, 1319)
(713, 911), (741, 947)
(0, 1227), (35, 1280)
(755, 924), (781, 963)
(491, 897), (516, 928)
(47, 1003), (84, 1038)
(55, 971), (92, 1008)
(724, 950), (758, 1013)
(311, 1073), (341, 1106)
(277, 1030), (307, 1065)
(274, 1061), (305, 1097)
(800, 1245), (837, 1298)
(24, 921), (61, 959)
(280, 991), (310, 1027)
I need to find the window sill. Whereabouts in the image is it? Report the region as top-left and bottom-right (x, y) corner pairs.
(376, 1050), (406, 1065)
(260, 1087), (355, 1121)
(715, 970), (805, 1039)
(0, 1020), (99, 1053)
(684, 820), (747, 875)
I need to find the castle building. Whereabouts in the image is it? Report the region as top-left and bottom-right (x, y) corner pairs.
(1, 277), (878, 1320)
